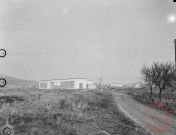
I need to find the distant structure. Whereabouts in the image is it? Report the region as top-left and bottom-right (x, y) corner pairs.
(39, 78), (93, 90)
(109, 83), (123, 88)
(131, 82), (144, 88)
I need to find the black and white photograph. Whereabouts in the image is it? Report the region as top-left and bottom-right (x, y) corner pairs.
(0, 0), (176, 135)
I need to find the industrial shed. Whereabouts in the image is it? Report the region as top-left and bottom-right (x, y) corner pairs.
(39, 78), (93, 90)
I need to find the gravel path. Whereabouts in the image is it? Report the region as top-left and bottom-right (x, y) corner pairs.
(112, 91), (176, 135)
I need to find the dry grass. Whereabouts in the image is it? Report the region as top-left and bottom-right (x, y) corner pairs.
(0, 89), (151, 135)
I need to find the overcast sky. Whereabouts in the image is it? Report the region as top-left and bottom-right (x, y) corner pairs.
(0, 0), (176, 83)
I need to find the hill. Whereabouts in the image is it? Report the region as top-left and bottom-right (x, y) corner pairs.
(0, 74), (38, 89)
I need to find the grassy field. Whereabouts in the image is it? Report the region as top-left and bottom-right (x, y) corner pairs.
(0, 88), (151, 135)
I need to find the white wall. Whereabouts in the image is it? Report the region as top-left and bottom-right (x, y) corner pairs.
(74, 79), (87, 89)
(87, 80), (93, 85)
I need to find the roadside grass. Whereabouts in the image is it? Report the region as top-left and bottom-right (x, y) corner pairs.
(129, 89), (176, 116)
(0, 89), (152, 135)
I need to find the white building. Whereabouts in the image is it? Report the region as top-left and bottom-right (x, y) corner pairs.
(39, 78), (93, 90)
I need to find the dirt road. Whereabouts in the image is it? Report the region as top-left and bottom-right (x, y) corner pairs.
(113, 91), (176, 135)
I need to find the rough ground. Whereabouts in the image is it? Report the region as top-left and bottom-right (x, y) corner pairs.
(112, 91), (176, 135)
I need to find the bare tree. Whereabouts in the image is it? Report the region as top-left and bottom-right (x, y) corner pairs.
(140, 65), (156, 101)
(153, 62), (176, 102)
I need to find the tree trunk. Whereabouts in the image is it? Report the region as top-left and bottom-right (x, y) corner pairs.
(150, 87), (153, 101)
(159, 89), (162, 102)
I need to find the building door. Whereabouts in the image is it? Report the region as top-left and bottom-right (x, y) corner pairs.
(60, 81), (74, 89)
(50, 82), (54, 89)
(79, 83), (83, 89)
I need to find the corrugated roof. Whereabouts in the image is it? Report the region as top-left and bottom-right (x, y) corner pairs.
(39, 78), (87, 82)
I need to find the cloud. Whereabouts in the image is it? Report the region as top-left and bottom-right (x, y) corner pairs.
(60, 0), (115, 7)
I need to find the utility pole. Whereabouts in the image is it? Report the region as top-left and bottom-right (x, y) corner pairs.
(174, 39), (176, 66)
(99, 77), (102, 89)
